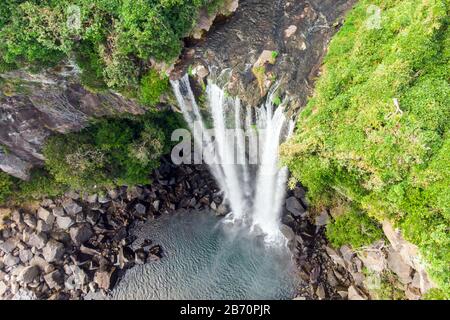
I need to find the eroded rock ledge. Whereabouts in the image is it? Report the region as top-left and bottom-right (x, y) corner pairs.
(0, 66), (145, 180)
(175, 0), (357, 113)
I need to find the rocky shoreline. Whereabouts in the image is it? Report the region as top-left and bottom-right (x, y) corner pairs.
(0, 156), (435, 300)
(0, 158), (223, 299)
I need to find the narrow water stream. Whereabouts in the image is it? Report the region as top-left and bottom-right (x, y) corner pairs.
(111, 211), (299, 300)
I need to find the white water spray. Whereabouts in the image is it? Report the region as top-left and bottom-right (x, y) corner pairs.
(171, 74), (293, 244)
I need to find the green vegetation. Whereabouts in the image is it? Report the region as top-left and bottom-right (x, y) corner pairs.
(0, 0), (224, 96)
(363, 269), (406, 300)
(0, 171), (14, 203)
(44, 111), (183, 191)
(0, 111), (184, 204)
(272, 95), (282, 106)
(326, 208), (384, 248)
(139, 69), (170, 107)
(282, 0), (449, 296)
(271, 51), (279, 62)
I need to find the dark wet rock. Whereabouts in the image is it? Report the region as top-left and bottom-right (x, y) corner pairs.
(176, 0), (356, 110)
(69, 224), (93, 246)
(280, 224), (295, 243)
(134, 248), (147, 265)
(285, 196), (306, 217)
(86, 211), (100, 226)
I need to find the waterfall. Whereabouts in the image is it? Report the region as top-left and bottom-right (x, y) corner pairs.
(171, 74), (294, 244)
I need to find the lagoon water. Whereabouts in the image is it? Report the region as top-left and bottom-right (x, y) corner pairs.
(111, 212), (299, 300)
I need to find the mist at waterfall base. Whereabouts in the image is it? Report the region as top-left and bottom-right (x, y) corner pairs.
(171, 74), (294, 245)
(111, 212), (299, 299)
(111, 76), (298, 299)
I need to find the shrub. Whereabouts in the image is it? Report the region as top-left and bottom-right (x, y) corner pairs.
(0, 171), (14, 204)
(282, 0), (449, 295)
(139, 69), (169, 107)
(0, 0), (225, 94)
(326, 208), (384, 249)
(43, 111), (184, 191)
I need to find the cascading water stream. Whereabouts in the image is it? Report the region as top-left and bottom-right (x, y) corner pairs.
(171, 74), (293, 244)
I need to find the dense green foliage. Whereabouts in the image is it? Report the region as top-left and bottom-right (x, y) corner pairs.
(43, 111), (183, 191)
(0, 171), (14, 203)
(139, 69), (170, 107)
(326, 208), (384, 248)
(0, 111), (183, 204)
(0, 0), (222, 95)
(282, 0), (449, 296)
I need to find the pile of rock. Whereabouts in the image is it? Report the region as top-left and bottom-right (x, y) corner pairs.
(280, 185), (355, 300)
(0, 160), (223, 300)
(282, 184), (436, 300)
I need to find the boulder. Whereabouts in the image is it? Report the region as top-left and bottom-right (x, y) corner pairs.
(280, 224), (295, 243)
(348, 285), (367, 300)
(0, 280), (7, 296)
(315, 211), (330, 226)
(325, 246), (346, 269)
(339, 245), (355, 264)
(134, 203), (147, 216)
(11, 210), (22, 224)
(387, 249), (412, 284)
(36, 220), (52, 233)
(0, 238), (17, 254)
(43, 270), (64, 289)
(28, 232), (48, 250)
(63, 200), (82, 215)
(23, 214), (37, 229)
(37, 207), (55, 225)
(29, 256), (51, 273)
(285, 197), (306, 217)
(42, 239), (65, 263)
(56, 215), (74, 230)
(19, 249), (33, 264)
(359, 250), (386, 273)
(69, 224), (93, 246)
(17, 265), (40, 284)
(87, 194), (98, 204)
(94, 268), (117, 290)
(4, 253), (20, 267)
(52, 207), (65, 217)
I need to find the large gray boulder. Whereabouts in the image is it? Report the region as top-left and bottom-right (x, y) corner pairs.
(42, 239), (65, 263)
(17, 266), (40, 284)
(70, 224), (93, 246)
(285, 197), (306, 217)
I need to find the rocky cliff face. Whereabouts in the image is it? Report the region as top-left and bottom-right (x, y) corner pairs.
(176, 0), (356, 113)
(0, 64), (145, 180)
